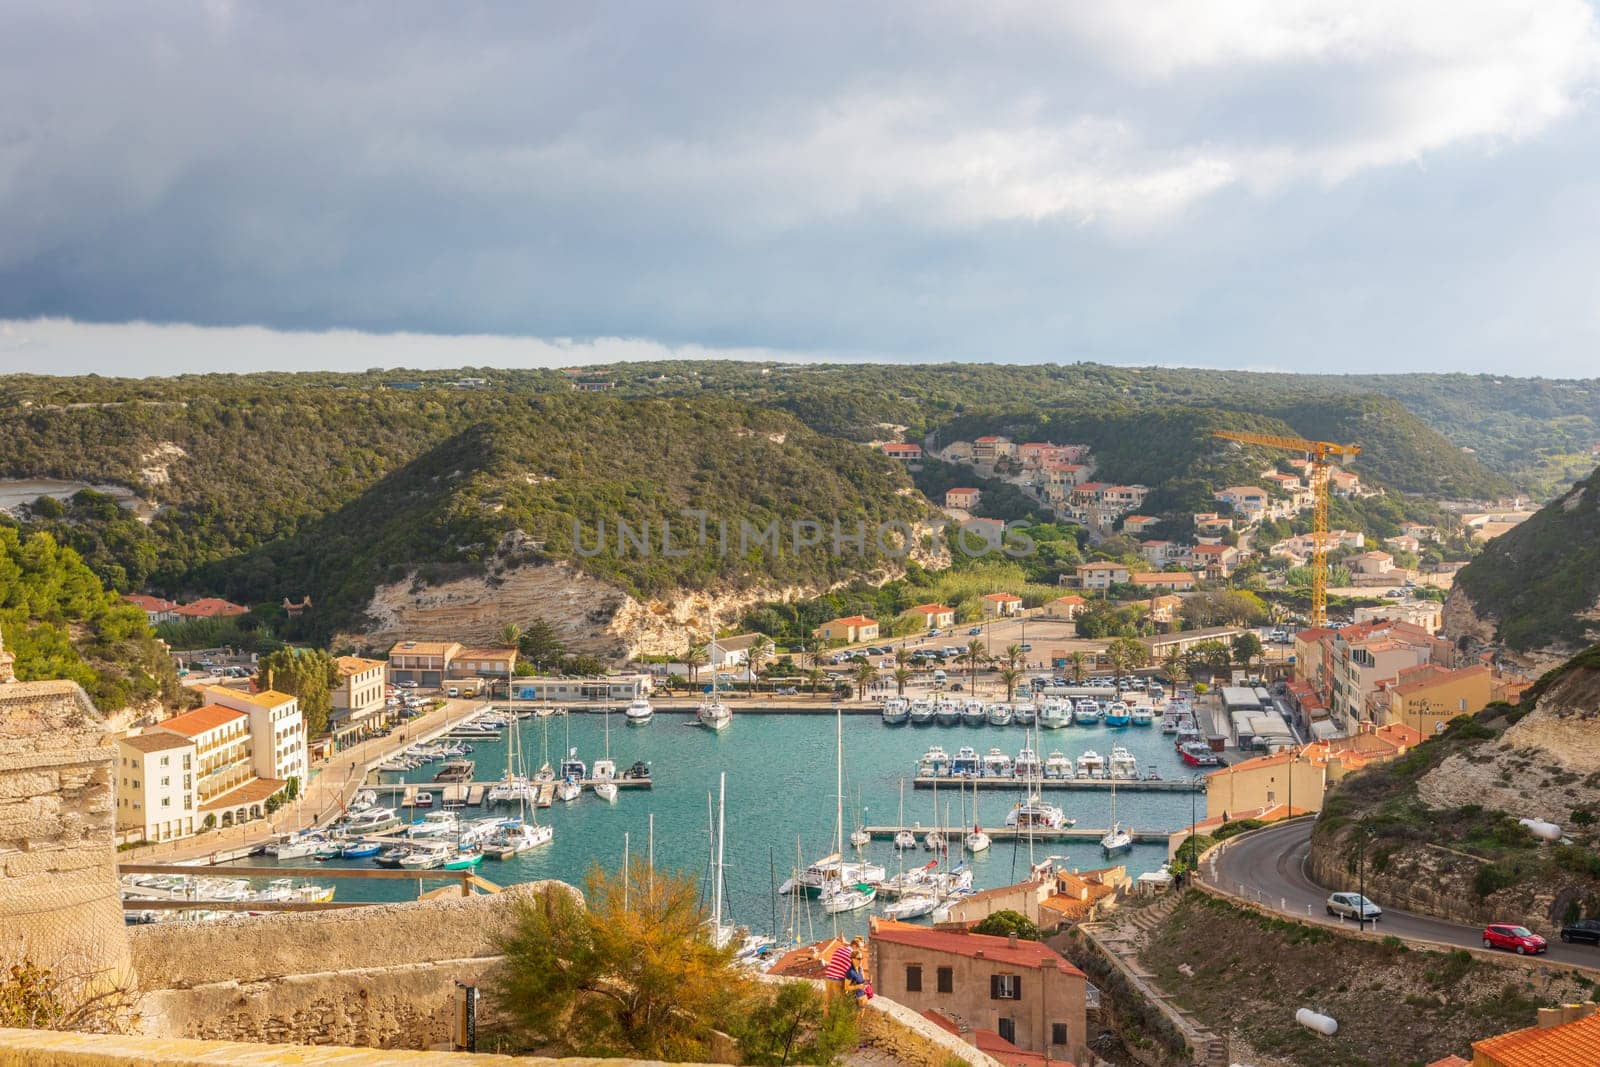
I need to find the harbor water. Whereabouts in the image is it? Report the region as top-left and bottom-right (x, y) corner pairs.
(226, 710), (1208, 939)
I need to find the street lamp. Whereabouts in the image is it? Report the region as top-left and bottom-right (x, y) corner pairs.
(1356, 824), (1373, 933)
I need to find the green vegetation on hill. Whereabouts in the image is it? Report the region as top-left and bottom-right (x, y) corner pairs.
(0, 528), (177, 710)
(1454, 464), (1600, 651)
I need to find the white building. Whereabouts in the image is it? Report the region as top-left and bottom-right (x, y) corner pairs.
(205, 686), (308, 785)
(115, 732), (198, 844)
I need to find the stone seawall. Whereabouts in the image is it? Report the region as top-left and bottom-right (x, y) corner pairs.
(130, 883), (563, 1048)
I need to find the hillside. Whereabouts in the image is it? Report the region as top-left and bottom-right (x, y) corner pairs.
(0, 527), (177, 714)
(1449, 464), (1600, 653)
(1309, 647), (1600, 937)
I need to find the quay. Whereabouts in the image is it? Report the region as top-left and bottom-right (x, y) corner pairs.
(911, 774), (1204, 792)
(860, 824), (1170, 843)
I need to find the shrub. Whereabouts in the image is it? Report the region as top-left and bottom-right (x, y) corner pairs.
(1474, 862), (1518, 898)
(973, 910), (1041, 942)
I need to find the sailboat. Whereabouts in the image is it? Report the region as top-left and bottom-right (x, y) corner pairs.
(923, 774), (945, 851)
(1005, 715), (1071, 830)
(1101, 777), (1133, 855)
(964, 778), (991, 853)
(706, 772), (776, 959)
(486, 707), (536, 805)
(819, 706), (877, 914)
(893, 778), (917, 850)
(849, 787), (871, 848)
(592, 706), (618, 802)
(697, 636), (733, 730)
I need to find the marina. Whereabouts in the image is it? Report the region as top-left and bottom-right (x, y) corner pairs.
(911, 774), (1203, 792)
(860, 824), (1170, 843)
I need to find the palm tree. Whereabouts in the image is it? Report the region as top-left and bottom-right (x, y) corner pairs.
(1162, 651), (1187, 696)
(1003, 643), (1024, 671)
(894, 645), (912, 668)
(745, 635), (774, 693)
(893, 665), (912, 696)
(684, 641), (708, 686)
(806, 667), (826, 697)
(853, 661), (880, 701)
(1069, 651), (1087, 685)
(963, 639), (986, 694)
(998, 666), (1025, 703)
(500, 622), (523, 649)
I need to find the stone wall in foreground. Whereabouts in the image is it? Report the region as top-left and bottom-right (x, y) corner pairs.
(130, 883), (564, 1049)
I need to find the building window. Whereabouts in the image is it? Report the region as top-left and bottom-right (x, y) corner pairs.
(1052, 1023), (1069, 1046)
(936, 966), (953, 993)
(905, 965), (922, 993)
(998, 1018), (1016, 1044)
(990, 974), (1021, 1000)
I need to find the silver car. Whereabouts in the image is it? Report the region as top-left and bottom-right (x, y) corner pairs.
(1326, 892), (1381, 922)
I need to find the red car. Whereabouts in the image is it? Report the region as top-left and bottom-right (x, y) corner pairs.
(1482, 924), (1547, 955)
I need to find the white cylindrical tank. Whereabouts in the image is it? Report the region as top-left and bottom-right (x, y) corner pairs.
(1519, 818), (1562, 841)
(1296, 1008), (1338, 1036)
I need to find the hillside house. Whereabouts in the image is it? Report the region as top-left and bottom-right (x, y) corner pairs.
(1214, 486), (1269, 520)
(1138, 540), (1187, 566)
(1400, 522), (1438, 542)
(1138, 625), (1247, 661)
(1190, 542), (1240, 579)
(881, 442), (923, 462)
(1074, 561), (1130, 590)
(1328, 467), (1361, 495)
(453, 647), (519, 679)
(1192, 512), (1232, 534)
(869, 919), (1089, 1064)
(1352, 602), (1442, 633)
(1261, 471), (1302, 491)
(1017, 442), (1079, 469)
(982, 592), (1024, 617)
(816, 615), (879, 643)
(174, 597), (249, 620)
(386, 640), (463, 688)
(1129, 571), (1196, 591)
(124, 594), (179, 624)
(1042, 595), (1087, 620)
(944, 487), (981, 510)
(1101, 485), (1150, 511)
(708, 633), (764, 671)
(1122, 514), (1160, 535)
(1384, 534), (1423, 554)
(1348, 550), (1396, 577)
(972, 436), (1017, 464)
(910, 603), (956, 630)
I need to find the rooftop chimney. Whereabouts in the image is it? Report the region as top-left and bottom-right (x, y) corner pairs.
(1008, 932), (1018, 948)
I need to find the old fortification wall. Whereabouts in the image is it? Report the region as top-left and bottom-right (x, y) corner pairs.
(130, 883), (564, 1049)
(0, 676), (130, 987)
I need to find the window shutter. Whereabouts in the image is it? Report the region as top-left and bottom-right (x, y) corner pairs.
(990, 974), (1000, 1000)
(1013, 976), (1023, 1000)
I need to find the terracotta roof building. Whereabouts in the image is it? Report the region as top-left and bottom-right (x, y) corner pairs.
(1471, 1002), (1600, 1066)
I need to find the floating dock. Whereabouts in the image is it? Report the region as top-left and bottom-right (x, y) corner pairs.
(861, 824), (1170, 843)
(911, 775), (1203, 792)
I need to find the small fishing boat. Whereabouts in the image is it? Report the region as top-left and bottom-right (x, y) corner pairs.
(442, 848), (485, 871)
(986, 702), (1014, 727)
(621, 760), (652, 780)
(908, 700), (937, 726)
(960, 700), (988, 727)
(340, 840), (381, 859)
(1179, 741), (1221, 767)
(412, 791), (434, 808)
(1131, 705), (1154, 727)
(593, 781), (619, 802)
(373, 845), (414, 868)
(882, 697), (910, 726)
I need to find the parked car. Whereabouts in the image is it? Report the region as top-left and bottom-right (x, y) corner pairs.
(446, 686), (460, 698)
(1326, 892), (1382, 922)
(775, 686), (798, 696)
(1482, 924), (1547, 955)
(1560, 918), (1600, 945)
(967, 626), (983, 635)
(928, 628), (944, 637)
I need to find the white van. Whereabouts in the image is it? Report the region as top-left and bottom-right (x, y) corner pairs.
(932, 670), (948, 687)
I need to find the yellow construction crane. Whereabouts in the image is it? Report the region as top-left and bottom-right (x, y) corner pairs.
(1209, 430), (1361, 628)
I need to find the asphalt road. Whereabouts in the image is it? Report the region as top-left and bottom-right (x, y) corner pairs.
(1202, 819), (1600, 971)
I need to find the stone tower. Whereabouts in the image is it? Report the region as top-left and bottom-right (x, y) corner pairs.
(0, 647), (133, 989)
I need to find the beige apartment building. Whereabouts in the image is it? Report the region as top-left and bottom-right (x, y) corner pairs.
(152, 704), (253, 809)
(870, 919), (1088, 1065)
(386, 640), (464, 688)
(331, 655), (389, 743)
(206, 686), (308, 784)
(115, 732), (197, 844)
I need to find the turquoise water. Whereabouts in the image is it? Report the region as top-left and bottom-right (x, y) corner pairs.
(229, 712), (1204, 939)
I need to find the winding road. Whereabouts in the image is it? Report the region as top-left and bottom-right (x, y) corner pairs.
(1200, 819), (1600, 971)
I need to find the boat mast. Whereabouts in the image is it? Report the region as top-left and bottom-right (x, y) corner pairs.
(834, 705), (844, 858)
(716, 771), (727, 937)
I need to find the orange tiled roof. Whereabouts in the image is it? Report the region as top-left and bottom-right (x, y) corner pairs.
(335, 655), (386, 678)
(827, 615), (878, 627)
(912, 603), (954, 614)
(870, 919), (1084, 976)
(124, 594), (178, 612)
(155, 704), (247, 738)
(983, 593), (1023, 602)
(120, 731), (194, 754)
(767, 937), (846, 979)
(1472, 1009), (1600, 1066)
(175, 597), (248, 618)
(1425, 1057), (1470, 1067)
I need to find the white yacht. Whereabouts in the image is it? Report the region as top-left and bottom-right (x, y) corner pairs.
(964, 825), (992, 852)
(981, 747), (1013, 778)
(1004, 795), (1073, 830)
(697, 700), (732, 731)
(923, 828), (946, 851)
(986, 703), (1014, 727)
(1077, 749), (1105, 778)
(1074, 700), (1104, 725)
(1131, 705), (1154, 727)
(1108, 746), (1138, 780)
(882, 893), (938, 920)
(1014, 747), (1041, 780)
(407, 811), (460, 838)
(490, 821), (553, 853)
(1101, 823), (1134, 855)
(908, 699), (937, 726)
(917, 745), (950, 776)
(625, 697), (654, 725)
(780, 853), (887, 897)
(1038, 699), (1071, 730)
(882, 697), (911, 726)
(555, 779), (581, 802)
(894, 829), (919, 850)
(820, 880), (877, 913)
(1044, 751), (1073, 779)
(960, 700), (988, 727)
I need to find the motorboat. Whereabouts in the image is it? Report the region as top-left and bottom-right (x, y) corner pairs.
(882, 698), (911, 726)
(1077, 749), (1104, 778)
(263, 833), (321, 861)
(433, 759), (475, 783)
(894, 829), (918, 850)
(1044, 751), (1073, 779)
(950, 746), (980, 776)
(256, 878), (335, 904)
(981, 748), (1013, 778)
(559, 749), (587, 781)
(1131, 705), (1154, 727)
(908, 700), (937, 726)
(1074, 700), (1104, 725)
(408, 811), (460, 837)
(625, 697), (653, 725)
(964, 825), (992, 852)
(621, 760), (651, 780)
(1038, 699), (1071, 730)
(1159, 712), (1181, 734)
(986, 703), (1014, 727)
(1179, 741), (1221, 767)
(934, 700), (961, 727)
(917, 746), (950, 777)
(1109, 746), (1138, 779)
(593, 780), (619, 802)
(592, 757), (617, 783)
(398, 843), (450, 870)
(441, 848), (485, 872)
(412, 791), (434, 808)
(340, 840), (381, 859)
(1104, 702), (1131, 728)
(882, 893), (938, 920)
(348, 789), (378, 812)
(1004, 796), (1072, 830)
(490, 821), (553, 854)
(697, 700), (732, 731)
(820, 881), (877, 914)
(1013, 702), (1037, 726)
(960, 701), (988, 727)
(923, 828), (946, 851)
(1014, 747), (1041, 780)
(373, 846), (413, 868)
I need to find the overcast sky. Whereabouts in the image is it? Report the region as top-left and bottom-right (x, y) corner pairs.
(4, 2), (1600, 378)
